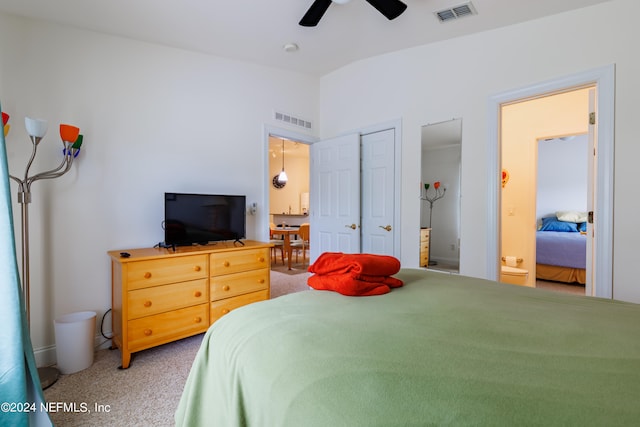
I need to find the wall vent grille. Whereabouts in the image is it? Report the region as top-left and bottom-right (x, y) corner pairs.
(435, 2), (476, 22)
(274, 111), (312, 129)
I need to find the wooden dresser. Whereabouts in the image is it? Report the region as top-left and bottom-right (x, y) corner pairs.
(108, 240), (271, 368)
(420, 228), (430, 267)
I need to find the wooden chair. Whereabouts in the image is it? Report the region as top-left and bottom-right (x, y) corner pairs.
(291, 223), (310, 265)
(269, 222), (285, 265)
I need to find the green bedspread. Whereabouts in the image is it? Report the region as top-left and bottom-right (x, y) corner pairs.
(175, 269), (640, 426)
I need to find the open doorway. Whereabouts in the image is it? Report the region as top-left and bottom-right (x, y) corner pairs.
(500, 86), (592, 293)
(487, 65), (614, 299)
(268, 137), (310, 222)
(264, 127), (315, 273)
(534, 134), (588, 296)
(262, 126), (316, 242)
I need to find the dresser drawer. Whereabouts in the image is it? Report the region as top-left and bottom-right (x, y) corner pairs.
(127, 278), (208, 320)
(210, 290), (268, 324)
(127, 255), (208, 290)
(211, 269), (268, 301)
(420, 228), (430, 242)
(128, 303), (208, 351)
(210, 248), (269, 275)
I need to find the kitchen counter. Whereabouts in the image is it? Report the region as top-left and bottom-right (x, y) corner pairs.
(271, 213), (309, 227)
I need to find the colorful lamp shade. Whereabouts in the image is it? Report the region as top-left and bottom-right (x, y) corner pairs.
(71, 134), (84, 149)
(24, 117), (48, 139)
(59, 124), (80, 144)
(2, 112), (8, 137)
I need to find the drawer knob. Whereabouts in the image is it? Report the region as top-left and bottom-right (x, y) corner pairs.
(223, 261), (230, 267)
(144, 329), (152, 336)
(258, 278), (265, 284)
(194, 265), (201, 272)
(144, 272), (152, 279)
(222, 308), (230, 315)
(194, 291), (202, 298)
(258, 257), (265, 263)
(144, 301), (152, 307)
(223, 285), (230, 291)
(194, 316), (202, 323)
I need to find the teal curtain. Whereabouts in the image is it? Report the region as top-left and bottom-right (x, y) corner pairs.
(0, 101), (52, 426)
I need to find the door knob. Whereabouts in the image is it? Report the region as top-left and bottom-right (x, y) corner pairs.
(345, 224), (357, 230)
(379, 225), (392, 232)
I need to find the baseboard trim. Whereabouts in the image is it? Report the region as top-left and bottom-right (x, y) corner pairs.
(34, 333), (113, 368)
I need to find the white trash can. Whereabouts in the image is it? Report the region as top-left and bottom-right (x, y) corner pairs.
(54, 311), (97, 374)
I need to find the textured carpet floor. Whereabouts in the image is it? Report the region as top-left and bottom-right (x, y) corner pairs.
(43, 267), (310, 426)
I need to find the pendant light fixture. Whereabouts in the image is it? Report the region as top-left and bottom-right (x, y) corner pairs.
(277, 139), (288, 184)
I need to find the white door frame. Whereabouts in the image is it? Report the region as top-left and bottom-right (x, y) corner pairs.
(486, 65), (615, 299)
(261, 125), (317, 243)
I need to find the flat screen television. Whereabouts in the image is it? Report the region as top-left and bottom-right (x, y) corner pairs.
(164, 193), (246, 246)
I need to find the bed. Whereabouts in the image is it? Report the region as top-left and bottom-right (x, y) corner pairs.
(175, 268), (640, 426)
(536, 215), (587, 284)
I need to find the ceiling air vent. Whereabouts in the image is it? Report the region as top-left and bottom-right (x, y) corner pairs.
(435, 2), (477, 23)
(274, 110), (312, 130)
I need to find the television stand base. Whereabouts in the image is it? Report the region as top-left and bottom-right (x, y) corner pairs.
(157, 242), (176, 251)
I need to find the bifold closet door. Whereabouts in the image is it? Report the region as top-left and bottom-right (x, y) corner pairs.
(310, 129), (396, 262)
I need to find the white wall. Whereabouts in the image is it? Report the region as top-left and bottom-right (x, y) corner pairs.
(318, 0), (640, 302)
(537, 135), (588, 220)
(0, 14), (319, 364)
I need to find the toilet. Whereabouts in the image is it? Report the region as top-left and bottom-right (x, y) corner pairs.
(500, 265), (529, 286)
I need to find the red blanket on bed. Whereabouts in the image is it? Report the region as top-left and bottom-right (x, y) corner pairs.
(308, 252), (403, 296)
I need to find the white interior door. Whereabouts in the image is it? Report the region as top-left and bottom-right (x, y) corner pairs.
(310, 133), (361, 262)
(361, 129), (395, 255)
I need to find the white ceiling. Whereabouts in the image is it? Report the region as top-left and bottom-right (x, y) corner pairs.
(0, 0), (610, 76)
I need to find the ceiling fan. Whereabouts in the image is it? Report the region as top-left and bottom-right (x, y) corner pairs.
(299, 0), (407, 27)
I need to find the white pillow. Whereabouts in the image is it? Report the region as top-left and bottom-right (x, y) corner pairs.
(556, 210), (587, 223)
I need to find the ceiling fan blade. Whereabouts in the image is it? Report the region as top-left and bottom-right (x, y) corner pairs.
(299, 0), (333, 27)
(365, 0), (407, 20)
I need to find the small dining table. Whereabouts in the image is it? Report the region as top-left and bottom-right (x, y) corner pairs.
(270, 227), (299, 270)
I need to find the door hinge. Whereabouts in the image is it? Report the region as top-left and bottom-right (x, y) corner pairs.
(589, 112), (596, 125)
(588, 211), (594, 224)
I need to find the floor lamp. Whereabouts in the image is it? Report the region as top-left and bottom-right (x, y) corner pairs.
(3, 112), (84, 389)
(420, 181), (446, 266)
